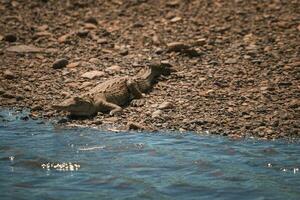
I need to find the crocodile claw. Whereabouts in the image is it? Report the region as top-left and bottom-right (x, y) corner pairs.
(131, 99), (145, 107)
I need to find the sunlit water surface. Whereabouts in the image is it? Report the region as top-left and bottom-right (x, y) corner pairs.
(0, 110), (299, 200)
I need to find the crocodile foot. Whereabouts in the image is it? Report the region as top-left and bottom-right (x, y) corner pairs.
(131, 99), (145, 107)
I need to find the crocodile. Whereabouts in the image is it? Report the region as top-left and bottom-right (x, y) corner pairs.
(53, 62), (174, 117)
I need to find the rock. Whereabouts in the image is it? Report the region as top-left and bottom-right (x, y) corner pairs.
(58, 33), (72, 43)
(167, 42), (189, 52)
(152, 110), (163, 118)
(166, 0), (180, 7)
(105, 65), (121, 74)
(4, 34), (17, 42)
(127, 122), (146, 131)
(84, 23), (97, 29)
(31, 105), (42, 111)
(52, 58), (69, 69)
(170, 16), (182, 23)
(119, 49), (129, 56)
(193, 38), (206, 46)
(158, 101), (173, 109)
(81, 70), (105, 79)
(6, 45), (44, 53)
(67, 62), (80, 68)
(225, 58), (238, 64)
(89, 58), (101, 64)
(3, 70), (16, 79)
(85, 17), (98, 25)
(77, 30), (89, 37)
(35, 31), (52, 37)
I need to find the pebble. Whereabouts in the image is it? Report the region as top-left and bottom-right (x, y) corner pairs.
(4, 34), (17, 42)
(225, 58), (238, 64)
(84, 23), (97, 29)
(81, 70), (105, 79)
(158, 101), (173, 109)
(105, 65), (121, 74)
(152, 110), (163, 118)
(127, 122), (146, 131)
(4, 70), (16, 79)
(77, 30), (89, 37)
(67, 62), (80, 68)
(52, 58), (69, 69)
(119, 49), (129, 56)
(85, 17), (98, 25)
(6, 45), (44, 53)
(167, 42), (189, 52)
(89, 58), (101, 64)
(58, 33), (72, 43)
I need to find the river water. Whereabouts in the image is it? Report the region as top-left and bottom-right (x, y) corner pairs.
(0, 110), (299, 200)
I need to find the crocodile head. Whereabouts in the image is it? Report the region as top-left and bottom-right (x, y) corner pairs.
(53, 97), (96, 117)
(148, 61), (175, 76)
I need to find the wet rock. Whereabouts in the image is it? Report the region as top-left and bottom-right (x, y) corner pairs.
(158, 101), (173, 109)
(6, 45), (44, 53)
(4, 34), (17, 42)
(31, 105), (42, 111)
(52, 58), (69, 69)
(127, 122), (146, 131)
(81, 70), (105, 79)
(4, 70), (16, 79)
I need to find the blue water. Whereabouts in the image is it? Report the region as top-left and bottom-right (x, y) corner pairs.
(0, 110), (299, 200)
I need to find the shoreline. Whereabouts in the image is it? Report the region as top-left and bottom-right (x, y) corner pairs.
(1, 1), (299, 139)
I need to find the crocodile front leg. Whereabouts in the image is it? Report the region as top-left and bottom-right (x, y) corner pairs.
(126, 79), (143, 99)
(94, 99), (123, 115)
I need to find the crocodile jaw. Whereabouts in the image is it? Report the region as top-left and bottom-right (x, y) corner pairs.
(53, 97), (96, 117)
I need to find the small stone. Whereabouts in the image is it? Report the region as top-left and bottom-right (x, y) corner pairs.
(193, 38), (206, 46)
(167, 42), (189, 52)
(127, 122), (146, 131)
(225, 58), (238, 64)
(81, 70), (105, 79)
(4, 34), (17, 42)
(35, 31), (52, 37)
(85, 17), (98, 25)
(37, 25), (48, 31)
(84, 23), (97, 29)
(52, 58), (69, 69)
(105, 65), (121, 74)
(170, 16), (182, 23)
(158, 101), (173, 109)
(31, 105), (42, 111)
(297, 24), (300, 32)
(89, 58), (101, 64)
(152, 110), (162, 118)
(6, 45), (44, 53)
(119, 49), (128, 56)
(166, 0), (180, 7)
(4, 70), (16, 79)
(77, 30), (89, 37)
(97, 38), (108, 44)
(58, 34), (72, 43)
(67, 62), (80, 68)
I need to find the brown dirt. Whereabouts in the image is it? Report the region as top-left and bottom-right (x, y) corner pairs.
(0, 0), (299, 139)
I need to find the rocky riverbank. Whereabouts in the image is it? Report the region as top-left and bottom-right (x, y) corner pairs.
(0, 0), (299, 139)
